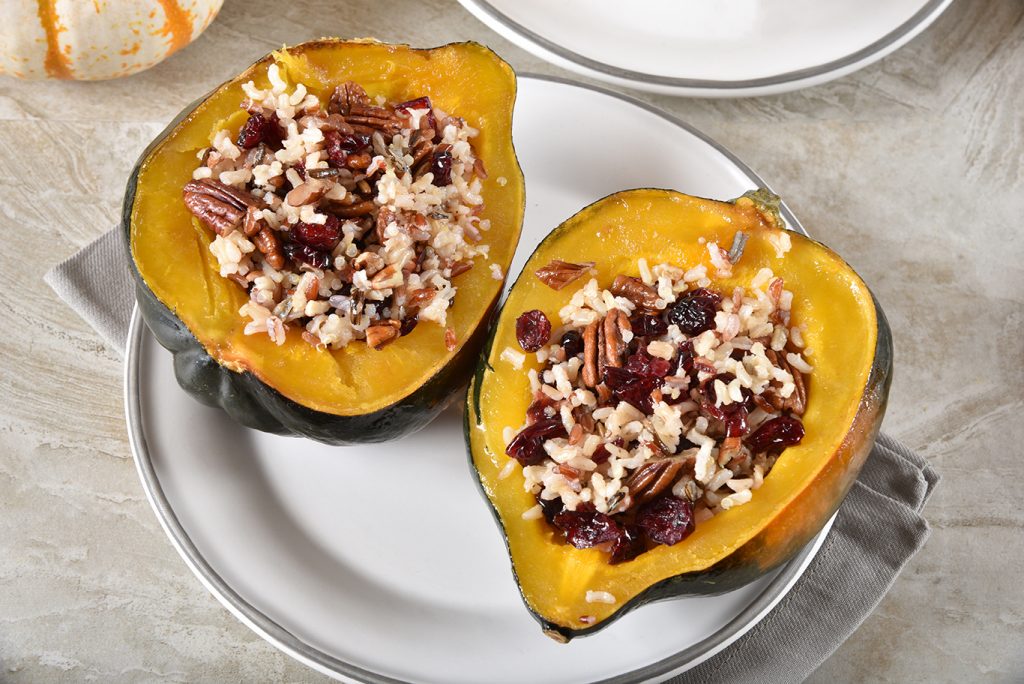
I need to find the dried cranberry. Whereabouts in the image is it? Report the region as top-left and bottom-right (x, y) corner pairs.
(324, 130), (371, 167)
(722, 405), (749, 438)
(637, 496), (694, 546)
(553, 509), (622, 549)
(700, 374), (751, 438)
(603, 366), (660, 413)
(746, 416), (805, 453)
(395, 96), (437, 132)
(429, 148), (453, 186)
(505, 419), (566, 466)
(609, 524), (645, 564)
(525, 394), (558, 424)
(283, 242), (331, 270)
(677, 340), (696, 378)
(516, 310), (551, 352)
(539, 496), (564, 523)
(236, 112), (282, 150)
(560, 330), (584, 358)
(629, 314), (668, 338)
(625, 349), (672, 378)
(668, 288), (722, 335)
(293, 215), (342, 251)
(590, 443), (611, 464)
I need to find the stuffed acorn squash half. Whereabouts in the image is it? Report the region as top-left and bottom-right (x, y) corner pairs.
(123, 39), (524, 444)
(466, 189), (892, 640)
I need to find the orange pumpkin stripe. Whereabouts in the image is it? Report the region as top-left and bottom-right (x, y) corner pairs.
(155, 0), (194, 53)
(36, 0), (73, 79)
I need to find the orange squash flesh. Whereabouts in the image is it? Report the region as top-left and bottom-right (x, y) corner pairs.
(466, 189), (891, 638)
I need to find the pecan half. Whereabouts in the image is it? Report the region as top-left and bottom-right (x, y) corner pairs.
(406, 288), (437, 309)
(329, 82), (371, 116)
(183, 179), (259, 235)
(333, 199), (376, 219)
(375, 206), (396, 243)
(409, 136), (433, 169)
(603, 310), (631, 369)
(582, 320), (600, 388)
(610, 275), (660, 311)
(285, 180), (329, 207)
(623, 457), (685, 507)
(242, 205), (263, 237)
(253, 226), (284, 269)
(319, 113), (354, 134)
(366, 320), (400, 349)
(534, 259), (595, 290)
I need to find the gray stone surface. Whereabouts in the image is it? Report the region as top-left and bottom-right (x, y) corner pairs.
(1, 0), (1021, 681)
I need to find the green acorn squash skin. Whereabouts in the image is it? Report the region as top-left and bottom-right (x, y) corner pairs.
(122, 39), (524, 445)
(465, 189), (892, 640)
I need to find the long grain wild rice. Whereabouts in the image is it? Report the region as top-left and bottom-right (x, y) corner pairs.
(182, 63), (496, 351)
(505, 252), (812, 565)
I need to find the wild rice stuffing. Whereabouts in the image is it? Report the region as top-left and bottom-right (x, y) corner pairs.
(504, 245), (811, 565)
(182, 63), (491, 350)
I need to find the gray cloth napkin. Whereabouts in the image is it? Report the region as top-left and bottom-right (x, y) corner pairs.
(46, 229), (938, 683)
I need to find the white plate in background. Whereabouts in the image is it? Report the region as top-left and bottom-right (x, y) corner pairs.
(458, 0), (953, 97)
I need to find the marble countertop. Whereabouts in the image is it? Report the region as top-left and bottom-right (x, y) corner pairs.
(2, 0), (1021, 681)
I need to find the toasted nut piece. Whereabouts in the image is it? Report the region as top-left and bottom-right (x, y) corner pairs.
(445, 327), (457, 352)
(603, 310), (631, 369)
(624, 458), (685, 507)
(286, 180), (329, 207)
(370, 265), (403, 290)
(610, 275), (660, 310)
(534, 259), (595, 290)
(253, 227), (284, 269)
(183, 179), (265, 236)
(329, 81), (371, 115)
(366, 321), (400, 349)
(406, 288), (437, 309)
(243, 205), (265, 237)
(334, 199), (376, 219)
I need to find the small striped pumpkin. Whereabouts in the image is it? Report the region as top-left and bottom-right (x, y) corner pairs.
(0, 0), (223, 80)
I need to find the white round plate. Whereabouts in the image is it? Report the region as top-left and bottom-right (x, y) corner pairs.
(458, 0), (953, 97)
(125, 75), (834, 683)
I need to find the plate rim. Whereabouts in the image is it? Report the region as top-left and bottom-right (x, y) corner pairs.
(457, 0), (953, 96)
(124, 73), (835, 683)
